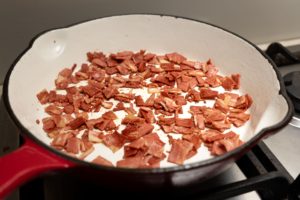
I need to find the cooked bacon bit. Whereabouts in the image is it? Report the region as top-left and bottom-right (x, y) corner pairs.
(55, 68), (73, 89)
(175, 118), (194, 128)
(202, 108), (226, 122)
(157, 116), (175, 126)
(121, 133), (165, 168)
(200, 88), (218, 99)
(102, 111), (117, 120)
(102, 131), (126, 153)
(231, 74), (241, 89)
(228, 112), (250, 127)
(87, 130), (103, 143)
(122, 123), (154, 141)
(65, 137), (81, 154)
(221, 76), (235, 91)
(92, 156), (113, 167)
(63, 104), (74, 114)
(193, 114), (205, 129)
(235, 94), (253, 109)
(68, 117), (86, 130)
(122, 115), (145, 125)
(168, 139), (194, 165)
(102, 86), (118, 99)
(45, 105), (63, 115)
(114, 93), (135, 103)
(183, 134), (202, 149)
(116, 155), (148, 168)
(135, 95), (145, 106)
(113, 102), (125, 111)
(42, 117), (56, 132)
(51, 132), (73, 148)
(205, 76), (222, 88)
(37, 50), (253, 168)
(166, 52), (186, 64)
(173, 126), (194, 134)
(145, 93), (155, 107)
(139, 107), (156, 123)
(186, 89), (201, 102)
(152, 74), (175, 87)
(37, 89), (49, 104)
(201, 129), (224, 142)
(211, 120), (231, 132)
(101, 101), (113, 109)
(211, 133), (243, 155)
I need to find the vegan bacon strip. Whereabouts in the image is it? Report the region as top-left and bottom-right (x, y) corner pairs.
(37, 50), (253, 168)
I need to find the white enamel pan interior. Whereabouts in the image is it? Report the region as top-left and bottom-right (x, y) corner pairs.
(5, 14), (293, 169)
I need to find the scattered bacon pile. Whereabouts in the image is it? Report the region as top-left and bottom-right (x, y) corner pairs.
(36, 50), (252, 168)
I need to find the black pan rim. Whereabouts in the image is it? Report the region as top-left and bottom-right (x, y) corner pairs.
(2, 13), (294, 174)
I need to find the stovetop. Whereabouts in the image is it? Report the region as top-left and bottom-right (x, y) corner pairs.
(1, 43), (300, 200)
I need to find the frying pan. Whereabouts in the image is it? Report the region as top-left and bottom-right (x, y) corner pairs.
(0, 14), (293, 198)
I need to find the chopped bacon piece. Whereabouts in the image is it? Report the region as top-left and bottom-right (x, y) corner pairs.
(202, 108), (226, 122)
(116, 155), (148, 168)
(211, 134), (243, 155)
(231, 74), (241, 89)
(186, 89), (201, 102)
(37, 89), (49, 104)
(65, 137), (82, 154)
(101, 101), (113, 109)
(193, 114), (205, 129)
(102, 86), (118, 99)
(152, 74), (175, 87)
(102, 111), (117, 120)
(122, 115), (145, 125)
(183, 134), (202, 149)
(228, 112), (250, 127)
(102, 131), (126, 152)
(63, 104), (74, 114)
(51, 132), (73, 148)
(135, 95), (145, 107)
(68, 117), (86, 130)
(45, 105), (63, 116)
(92, 58), (107, 68)
(114, 93), (135, 103)
(157, 116), (175, 126)
(214, 99), (229, 113)
(205, 76), (222, 87)
(235, 94), (253, 109)
(165, 52), (186, 64)
(92, 156), (113, 167)
(145, 93), (155, 107)
(168, 139), (194, 165)
(221, 76), (235, 91)
(201, 129), (224, 142)
(55, 68), (72, 89)
(87, 130), (103, 143)
(113, 102), (125, 111)
(139, 107), (156, 123)
(211, 120), (231, 132)
(122, 123), (154, 141)
(42, 117), (56, 132)
(174, 95), (187, 106)
(200, 88), (218, 99)
(173, 126), (194, 135)
(175, 118), (194, 128)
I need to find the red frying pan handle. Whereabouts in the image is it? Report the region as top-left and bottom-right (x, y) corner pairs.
(0, 137), (75, 198)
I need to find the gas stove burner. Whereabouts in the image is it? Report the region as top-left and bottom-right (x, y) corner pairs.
(283, 71), (300, 112)
(283, 71), (300, 127)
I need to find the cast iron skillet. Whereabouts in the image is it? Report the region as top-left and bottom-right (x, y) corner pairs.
(0, 14), (293, 198)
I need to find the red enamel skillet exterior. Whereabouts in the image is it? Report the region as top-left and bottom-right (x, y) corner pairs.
(0, 14), (294, 198)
